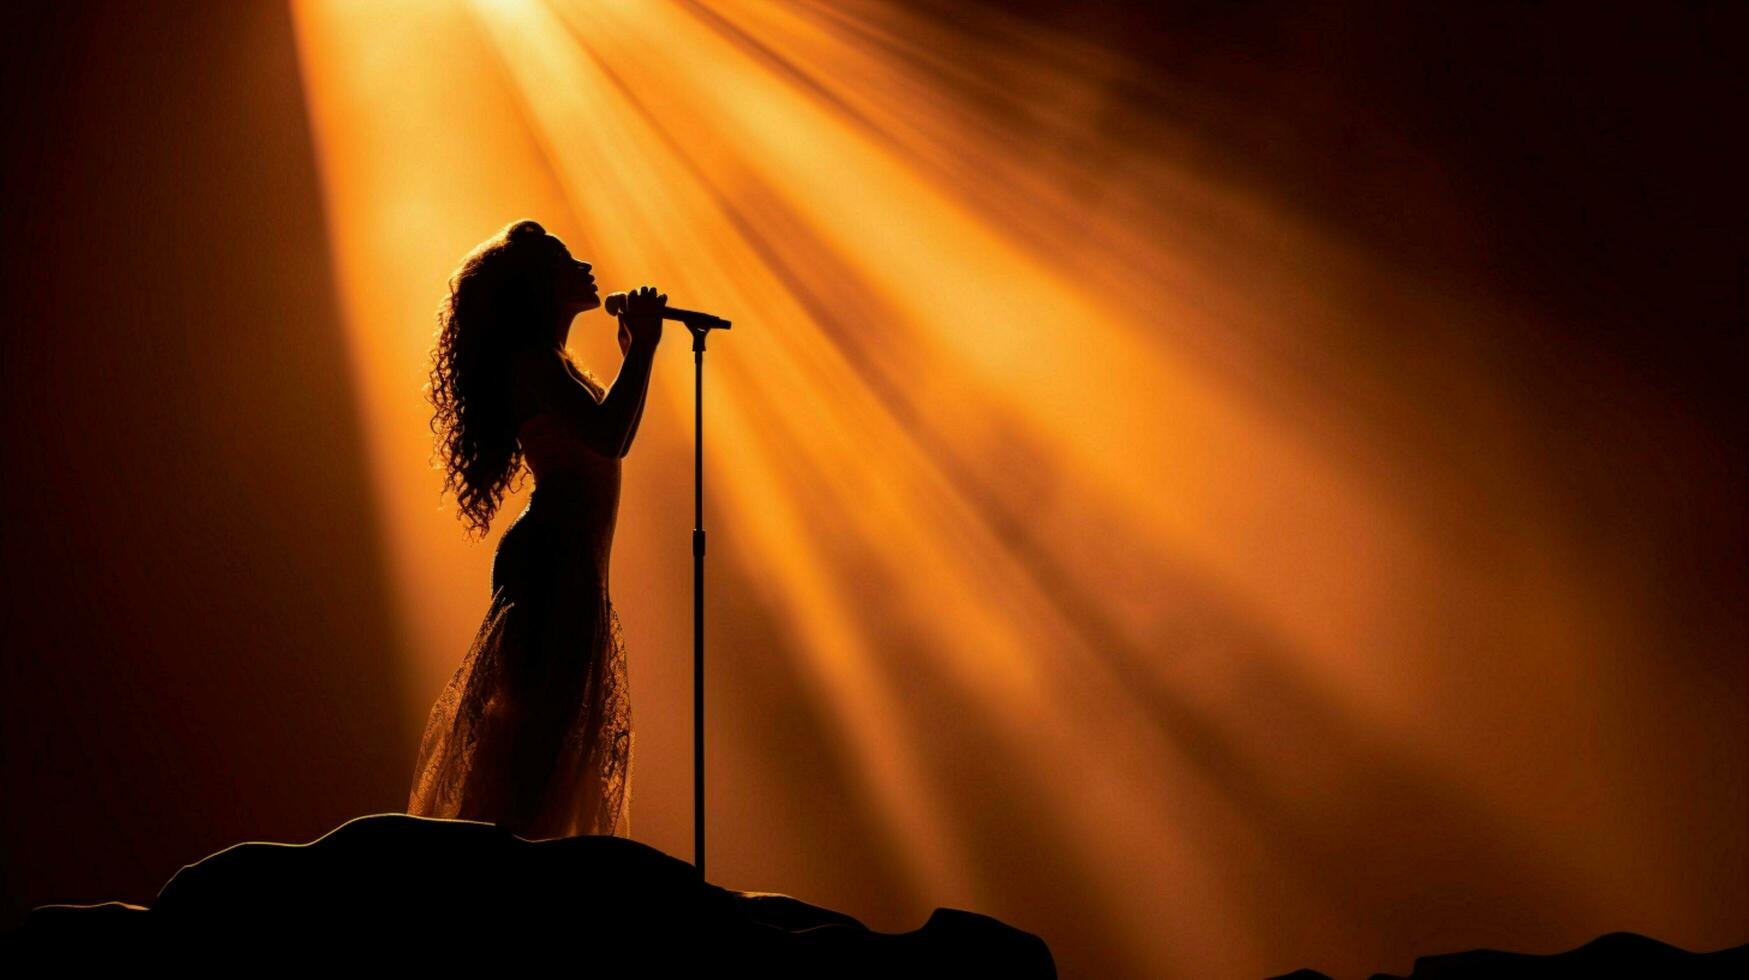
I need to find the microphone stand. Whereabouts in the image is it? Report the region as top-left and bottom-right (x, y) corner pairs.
(614, 294), (728, 881)
(686, 315), (727, 881)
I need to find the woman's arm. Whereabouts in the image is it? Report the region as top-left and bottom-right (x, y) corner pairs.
(600, 334), (658, 458)
(509, 344), (650, 460)
(612, 318), (652, 458)
(511, 288), (664, 458)
(602, 285), (666, 457)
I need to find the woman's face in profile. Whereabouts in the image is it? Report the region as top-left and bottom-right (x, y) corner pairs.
(538, 235), (599, 313)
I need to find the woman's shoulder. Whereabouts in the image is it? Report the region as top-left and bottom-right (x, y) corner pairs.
(557, 352), (606, 403)
(506, 344), (569, 378)
(503, 348), (554, 425)
(508, 347), (598, 421)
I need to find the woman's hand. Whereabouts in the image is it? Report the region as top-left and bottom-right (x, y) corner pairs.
(619, 284), (666, 348)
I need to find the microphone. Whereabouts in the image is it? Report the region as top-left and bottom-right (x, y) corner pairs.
(604, 291), (731, 330)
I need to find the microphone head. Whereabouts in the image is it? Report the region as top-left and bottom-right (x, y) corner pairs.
(603, 291), (628, 317)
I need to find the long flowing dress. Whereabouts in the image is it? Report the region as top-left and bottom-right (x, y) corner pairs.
(406, 408), (633, 839)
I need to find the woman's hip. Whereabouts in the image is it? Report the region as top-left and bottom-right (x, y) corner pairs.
(492, 515), (611, 599)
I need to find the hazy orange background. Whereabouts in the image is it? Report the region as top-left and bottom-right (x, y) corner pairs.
(2, 3), (1744, 977)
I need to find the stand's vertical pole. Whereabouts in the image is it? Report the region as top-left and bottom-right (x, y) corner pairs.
(691, 329), (707, 881)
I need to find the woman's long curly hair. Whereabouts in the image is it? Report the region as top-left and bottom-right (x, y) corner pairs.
(426, 219), (603, 540)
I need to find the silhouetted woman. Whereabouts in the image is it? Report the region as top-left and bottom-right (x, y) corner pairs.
(407, 218), (667, 839)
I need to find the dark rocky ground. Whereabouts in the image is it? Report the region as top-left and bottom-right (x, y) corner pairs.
(2, 812), (1056, 977)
